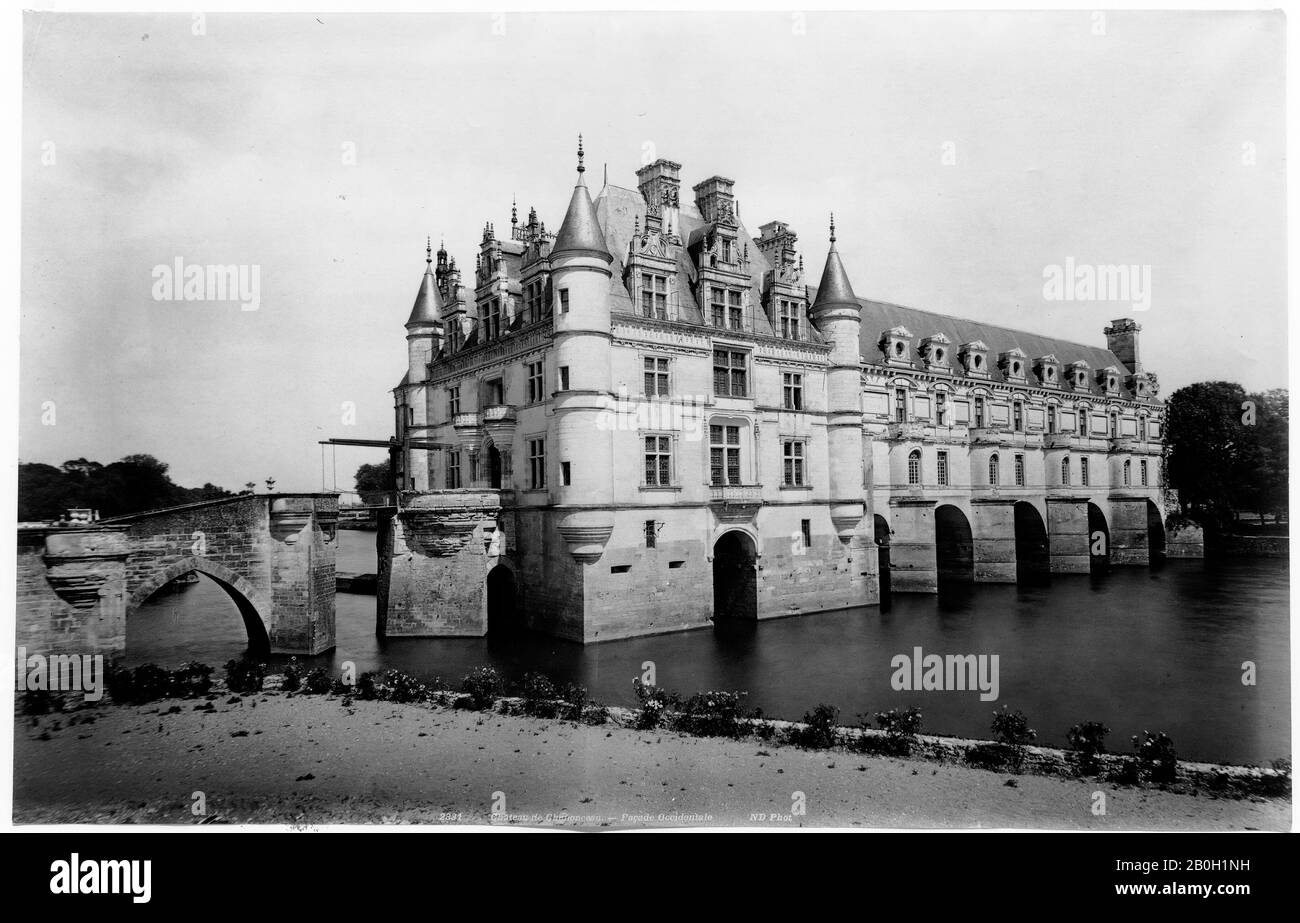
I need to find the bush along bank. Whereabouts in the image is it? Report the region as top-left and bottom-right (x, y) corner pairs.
(20, 660), (1290, 801)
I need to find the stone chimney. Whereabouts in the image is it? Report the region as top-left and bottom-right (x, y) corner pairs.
(693, 175), (737, 226)
(756, 221), (798, 269)
(1104, 318), (1141, 372)
(636, 158), (682, 236)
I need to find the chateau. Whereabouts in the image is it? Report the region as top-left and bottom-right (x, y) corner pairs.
(384, 139), (1168, 643)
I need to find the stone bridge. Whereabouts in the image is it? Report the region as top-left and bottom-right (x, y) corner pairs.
(17, 494), (339, 661)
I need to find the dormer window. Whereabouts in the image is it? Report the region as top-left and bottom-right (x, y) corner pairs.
(1098, 366), (1120, 395)
(1034, 355), (1060, 388)
(959, 340), (990, 377)
(920, 334), (952, 371)
(999, 348), (1027, 381)
(880, 326), (914, 366)
(1068, 361), (1091, 391)
(778, 298), (802, 340)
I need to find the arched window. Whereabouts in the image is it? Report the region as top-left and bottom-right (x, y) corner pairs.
(1061, 455), (1070, 486)
(1123, 459), (1132, 486)
(988, 453), (1000, 486)
(907, 449), (921, 485)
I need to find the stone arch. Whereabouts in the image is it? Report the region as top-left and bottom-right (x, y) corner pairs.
(935, 504), (974, 584)
(480, 435), (504, 489)
(486, 561), (520, 634)
(1146, 500), (1167, 562)
(873, 513), (892, 604)
(712, 529), (758, 620)
(128, 557), (271, 654)
(1013, 501), (1050, 583)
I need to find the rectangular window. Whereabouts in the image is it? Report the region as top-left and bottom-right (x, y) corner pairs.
(644, 356), (670, 397)
(561, 461), (571, 486)
(479, 297), (501, 342)
(644, 435), (672, 486)
(559, 366), (570, 391)
(782, 372), (803, 411)
(936, 391), (947, 425)
(710, 287), (726, 328)
(641, 273), (668, 320)
(780, 299), (800, 340)
(1140, 460), (1149, 486)
(709, 424), (742, 486)
(894, 388), (908, 423)
(728, 290), (744, 331)
(485, 378), (504, 406)
(783, 440), (805, 486)
(645, 519), (657, 549)
(523, 279), (542, 324)
(528, 438), (546, 489)
(448, 386), (461, 417)
(1081, 456), (1090, 486)
(526, 361), (544, 404)
(937, 450), (949, 486)
(1013, 401), (1024, 432)
(446, 451), (462, 489)
(1048, 405), (1057, 434)
(712, 349), (747, 398)
(974, 396), (985, 429)
(801, 519), (812, 550)
(559, 289), (569, 314)
(1014, 454), (1025, 486)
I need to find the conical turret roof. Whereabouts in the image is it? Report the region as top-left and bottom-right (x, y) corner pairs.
(406, 239), (443, 327)
(551, 135), (612, 262)
(812, 214), (857, 311)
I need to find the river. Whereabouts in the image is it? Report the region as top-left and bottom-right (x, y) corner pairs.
(126, 528), (1290, 766)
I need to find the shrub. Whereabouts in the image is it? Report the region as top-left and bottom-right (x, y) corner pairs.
(356, 672), (378, 701)
(223, 658), (265, 694)
(964, 742), (1009, 770)
(108, 663), (172, 703)
(560, 681), (589, 722)
(1066, 721), (1110, 774)
(520, 672), (560, 717)
(791, 703), (841, 749)
(991, 706), (1036, 771)
(381, 670), (427, 704)
(281, 657), (301, 692)
(169, 661), (214, 698)
(303, 668), (334, 695)
(21, 690), (55, 715)
(672, 690), (748, 738)
(874, 706), (923, 756)
(1133, 730), (1177, 783)
(633, 682), (678, 730)
(461, 666), (505, 711)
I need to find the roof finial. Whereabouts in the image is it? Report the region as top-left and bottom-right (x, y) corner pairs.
(829, 212), (837, 245)
(511, 196), (518, 227)
(577, 133), (585, 174)
(426, 236), (433, 266)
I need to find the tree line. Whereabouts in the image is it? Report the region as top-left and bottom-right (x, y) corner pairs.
(1163, 382), (1288, 532)
(18, 455), (235, 522)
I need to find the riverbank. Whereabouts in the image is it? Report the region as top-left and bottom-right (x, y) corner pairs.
(13, 690), (1290, 829)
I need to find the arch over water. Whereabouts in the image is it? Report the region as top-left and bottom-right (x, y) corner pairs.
(128, 557), (271, 655)
(1013, 501), (1050, 583)
(1147, 500), (1167, 562)
(1087, 502), (1110, 573)
(935, 504), (974, 584)
(873, 513), (892, 603)
(486, 562), (520, 634)
(713, 529), (758, 620)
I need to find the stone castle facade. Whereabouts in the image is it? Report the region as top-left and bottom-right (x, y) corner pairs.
(385, 139), (1168, 643)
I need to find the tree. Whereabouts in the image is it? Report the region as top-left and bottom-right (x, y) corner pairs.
(17, 455), (234, 521)
(354, 461), (395, 505)
(1164, 382), (1289, 532)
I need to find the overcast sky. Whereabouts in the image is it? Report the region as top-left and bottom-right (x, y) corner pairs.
(20, 10), (1285, 493)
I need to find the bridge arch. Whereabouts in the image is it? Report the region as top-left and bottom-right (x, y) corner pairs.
(935, 504), (974, 585)
(1013, 501), (1050, 583)
(128, 557), (272, 655)
(1087, 502), (1110, 573)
